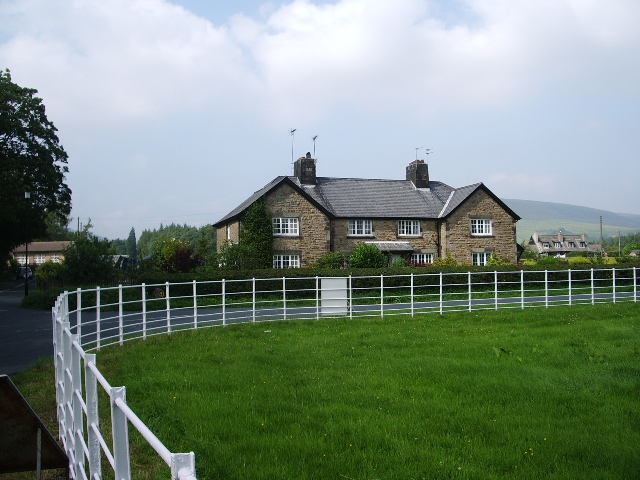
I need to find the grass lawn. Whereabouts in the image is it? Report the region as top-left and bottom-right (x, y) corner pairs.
(8, 302), (640, 479)
(87, 302), (640, 480)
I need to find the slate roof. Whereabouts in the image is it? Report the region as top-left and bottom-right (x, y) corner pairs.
(215, 175), (519, 226)
(13, 241), (73, 253)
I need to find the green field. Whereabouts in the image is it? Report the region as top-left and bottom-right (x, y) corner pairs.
(69, 302), (638, 480)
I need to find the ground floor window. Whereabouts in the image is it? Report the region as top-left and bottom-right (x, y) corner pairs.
(273, 254), (300, 268)
(15, 255), (26, 265)
(34, 254), (46, 264)
(410, 253), (433, 265)
(51, 255), (61, 263)
(472, 252), (491, 266)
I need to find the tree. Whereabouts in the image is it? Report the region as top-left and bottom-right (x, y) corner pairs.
(0, 70), (72, 264)
(126, 227), (137, 261)
(241, 201), (273, 269)
(60, 228), (117, 285)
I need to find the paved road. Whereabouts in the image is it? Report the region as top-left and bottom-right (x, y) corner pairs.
(0, 280), (54, 375)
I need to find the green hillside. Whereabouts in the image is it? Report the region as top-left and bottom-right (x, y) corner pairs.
(501, 199), (640, 243)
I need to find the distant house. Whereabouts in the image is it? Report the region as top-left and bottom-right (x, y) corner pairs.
(12, 241), (73, 265)
(528, 232), (603, 257)
(214, 156), (520, 267)
(629, 250), (640, 257)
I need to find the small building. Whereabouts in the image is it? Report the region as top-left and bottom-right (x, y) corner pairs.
(528, 232), (603, 257)
(214, 156), (520, 267)
(12, 241), (73, 265)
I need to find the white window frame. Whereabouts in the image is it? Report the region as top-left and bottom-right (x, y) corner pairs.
(554, 242), (562, 248)
(410, 253), (433, 265)
(273, 254), (300, 269)
(471, 219), (492, 236)
(34, 253), (46, 264)
(579, 242), (587, 248)
(272, 217), (299, 236)
(542, 242), (550, 249)
(567, 242), (575, 247)
(16, 255), (26, 265)
(398, 220), (420, 236)
(472, 252), (491, 266)
(348, 219), (372, 236)
(51, 254), (61, 263)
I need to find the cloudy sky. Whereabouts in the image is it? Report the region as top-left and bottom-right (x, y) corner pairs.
(1, 0), (638, 239)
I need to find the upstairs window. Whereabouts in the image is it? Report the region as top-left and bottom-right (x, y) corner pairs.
(554, 242), (562, 248)
(568, 242), (575, 247)
(398, 220), (420, 236)
(273, 217), (299, 236)
(542, 242), (550, 248)
(348, 220), (372, 236)
(472, 252), (491, 266)
(273, 254), (300, 268)
(471, 219), (492, 236)
(579, 242), (587, 248)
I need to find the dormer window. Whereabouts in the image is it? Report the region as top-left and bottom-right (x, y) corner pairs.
(580, 242), (587, 248)
(542, 242), (550, 248)
(568, 242), (575, 247)
(554, 242), (562, 248)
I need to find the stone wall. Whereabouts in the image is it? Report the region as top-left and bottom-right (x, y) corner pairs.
(216, 220), (240, 252)
(333, 219), (440, 254)
(265, 183), (331, 265)
(441, 189), (517, 263)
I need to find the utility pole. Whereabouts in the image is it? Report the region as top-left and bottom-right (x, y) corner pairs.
(24, 192), (30, 296)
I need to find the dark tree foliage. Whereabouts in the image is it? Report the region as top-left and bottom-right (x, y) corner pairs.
(0, 70), (71, 263)
(126, 227), (137, 260)
(241, 201), (273, 269)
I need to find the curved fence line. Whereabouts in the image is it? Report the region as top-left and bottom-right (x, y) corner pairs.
(53, 267), (638, 479)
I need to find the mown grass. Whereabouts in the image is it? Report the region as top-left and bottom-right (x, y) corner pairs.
(82, 302), (640, 480)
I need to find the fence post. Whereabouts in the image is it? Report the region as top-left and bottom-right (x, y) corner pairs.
(171, 452), (196, 480)
(222, 279), (226, 326)
(612, 268), (616, 303)
(349, 275), (353, 320)
(411, 273), (415, 317)
(193, 280), (198, 329)
(111, 387), (131, 480)
(283, 277), (287, 320)
(591, 268), (595, 304)
(521, 270), (525, 309)
(62, 321), (73, 455)
(142, 283), (147, 340)
(568, 269), (572, 306)
(380, 274), (384, 318)
(315, 277), (319, 321)
(119, 284), (124, 346)
(635, 267), (638, 303)
(439, 272), (443, 315)
(545, 270), (549, 308)
(253, 278), (257, 323)
(468, 271), (472, 312)
(96, 287), (101, 351)
(166, 282), (171, 334)
(76, 288), (82, 342)
(70, 336), (85, 474)
(494, 271), (498, 310)
(84, 354), (101, 480)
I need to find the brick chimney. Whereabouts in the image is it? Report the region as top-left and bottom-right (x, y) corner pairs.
(294, 153), (316, 185)
(406, 160), (429, 188)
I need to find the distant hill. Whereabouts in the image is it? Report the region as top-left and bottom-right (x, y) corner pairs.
(500, 199), (640, 243)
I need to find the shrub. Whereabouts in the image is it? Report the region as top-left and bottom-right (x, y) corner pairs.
(348, 243), (387, 268)
(486, 254), (509, 266)
(391, 257), (407, 267)
(312, 251), (349, 269)
(433, 254), (458, 267)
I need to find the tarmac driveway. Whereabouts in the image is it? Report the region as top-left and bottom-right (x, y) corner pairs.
(0, 280), (54, 375)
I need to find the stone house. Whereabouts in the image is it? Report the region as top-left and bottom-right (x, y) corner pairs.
(12, 241), (73, 265)
(528, 232), (603, 257)
(214, 156), (520, 267)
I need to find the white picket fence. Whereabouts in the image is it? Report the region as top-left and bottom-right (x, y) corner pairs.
(52, 267), (638, 479)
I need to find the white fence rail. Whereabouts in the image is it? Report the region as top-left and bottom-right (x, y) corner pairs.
(53, 267), (638, 479)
